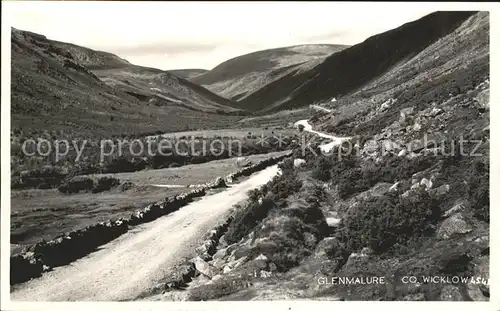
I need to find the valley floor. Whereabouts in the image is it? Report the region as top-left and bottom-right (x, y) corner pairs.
(11, 165), (281, 301)
(11, 152), (288, 250)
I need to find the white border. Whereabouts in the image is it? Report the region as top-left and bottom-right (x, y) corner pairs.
(1, 1), (499, 310)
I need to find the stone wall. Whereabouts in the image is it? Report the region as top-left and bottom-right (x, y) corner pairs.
(10, 153), (290, 285)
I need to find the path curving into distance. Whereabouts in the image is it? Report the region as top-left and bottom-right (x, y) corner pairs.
(11, 166), (280, 301)
(11, 116), (348, 302)
(294, 119), (350, 153)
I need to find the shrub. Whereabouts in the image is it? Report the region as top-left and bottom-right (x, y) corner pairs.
(58, 176), (94, 194)
(334, 154), (440, 199)
(251, 217), (314, 271)
(14, 165), (67, 189)
(278, 158), (295, 174)
(267, 171), (303, 200)
(337, 168), (369, 199)
(337, 188), (440, 254)
(92, 176), (121, 193)
(311, 156), (332, 181)
(119, 181), (135, 192)
(330, 150), (359, 177)
(103, 158), (136, 173)
(246, 188), (262, 203)
(467, 161), (489, 221)
(225, 198), (277, 244)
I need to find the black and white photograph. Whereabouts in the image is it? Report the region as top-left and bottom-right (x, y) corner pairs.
(0, 1), (497, 308)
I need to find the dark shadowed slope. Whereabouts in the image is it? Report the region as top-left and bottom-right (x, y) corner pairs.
(314, 11), (489, 137)
(191, 44), (348, 101)
(237, 11), (478, 112)
(11, 29), (244, 137)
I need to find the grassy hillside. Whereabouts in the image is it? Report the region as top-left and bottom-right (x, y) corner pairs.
(238, 11), (478, 112)
(51, 37), (242, 115)
(191, 44), (348, 101)
(11, 28), (244, 138)
(169, 69), (208, 79)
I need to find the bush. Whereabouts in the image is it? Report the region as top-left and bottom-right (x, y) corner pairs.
(330, 150), (359, 177)
(334, 154), (440, 199)
(430, 156), (489, 222)
(467, 161), (489, 221)
(247, 188), (262, 203)
(237, 200), (330, 272)
(225, 198), (277, 244)
(251, 216), (315, 271)
(103, 158), (136, 173)
(58, 176), (94, 194)
(267, 171), (303, 200)
(311, 156), (332, 181)
(15, 165), (67, 189)
(278, 158), (295, 174)
(92, 176), (121, 193)
(337, 168), (369, 199)
(337, 188), (440, 254)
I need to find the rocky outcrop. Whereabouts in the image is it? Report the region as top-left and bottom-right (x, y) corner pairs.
(437, 212), (474, 240)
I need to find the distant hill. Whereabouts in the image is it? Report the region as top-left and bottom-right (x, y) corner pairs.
(11, 28), (243, 137)
(191, 44), (348, 101)
(235, 11), (478, 112)
(313, 11), (489, 136)
(168, 69), (208, 79)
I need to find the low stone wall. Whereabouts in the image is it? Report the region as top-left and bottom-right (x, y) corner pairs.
(10, 153), (290, 285)
(224, 152), (290, 184)
(163, 215), (235, 291)
(160, 154), (292, 292)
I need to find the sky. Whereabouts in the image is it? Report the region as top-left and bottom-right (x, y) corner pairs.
(7, 2), (444, 70)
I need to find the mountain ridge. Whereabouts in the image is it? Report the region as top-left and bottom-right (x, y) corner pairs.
(11, 28), (244, 137)
(236, 11), (479, 112)
(191, 44), (349, 101)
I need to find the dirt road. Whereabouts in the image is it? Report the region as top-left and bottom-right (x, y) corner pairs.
(294, 119), (350, 153)
(309, 104), (333, 113)
(11, 165), (280, 301)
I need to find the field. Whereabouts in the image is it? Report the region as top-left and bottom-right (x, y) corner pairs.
(157, 127), (298, 139)
(11, 151), (288, 253)
(235, 108), (314, 128)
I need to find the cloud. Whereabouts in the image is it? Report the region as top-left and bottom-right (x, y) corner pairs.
(296, 30), (355, 45)
(107, 41), (219, 56)
(5, 1), (445, 69)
